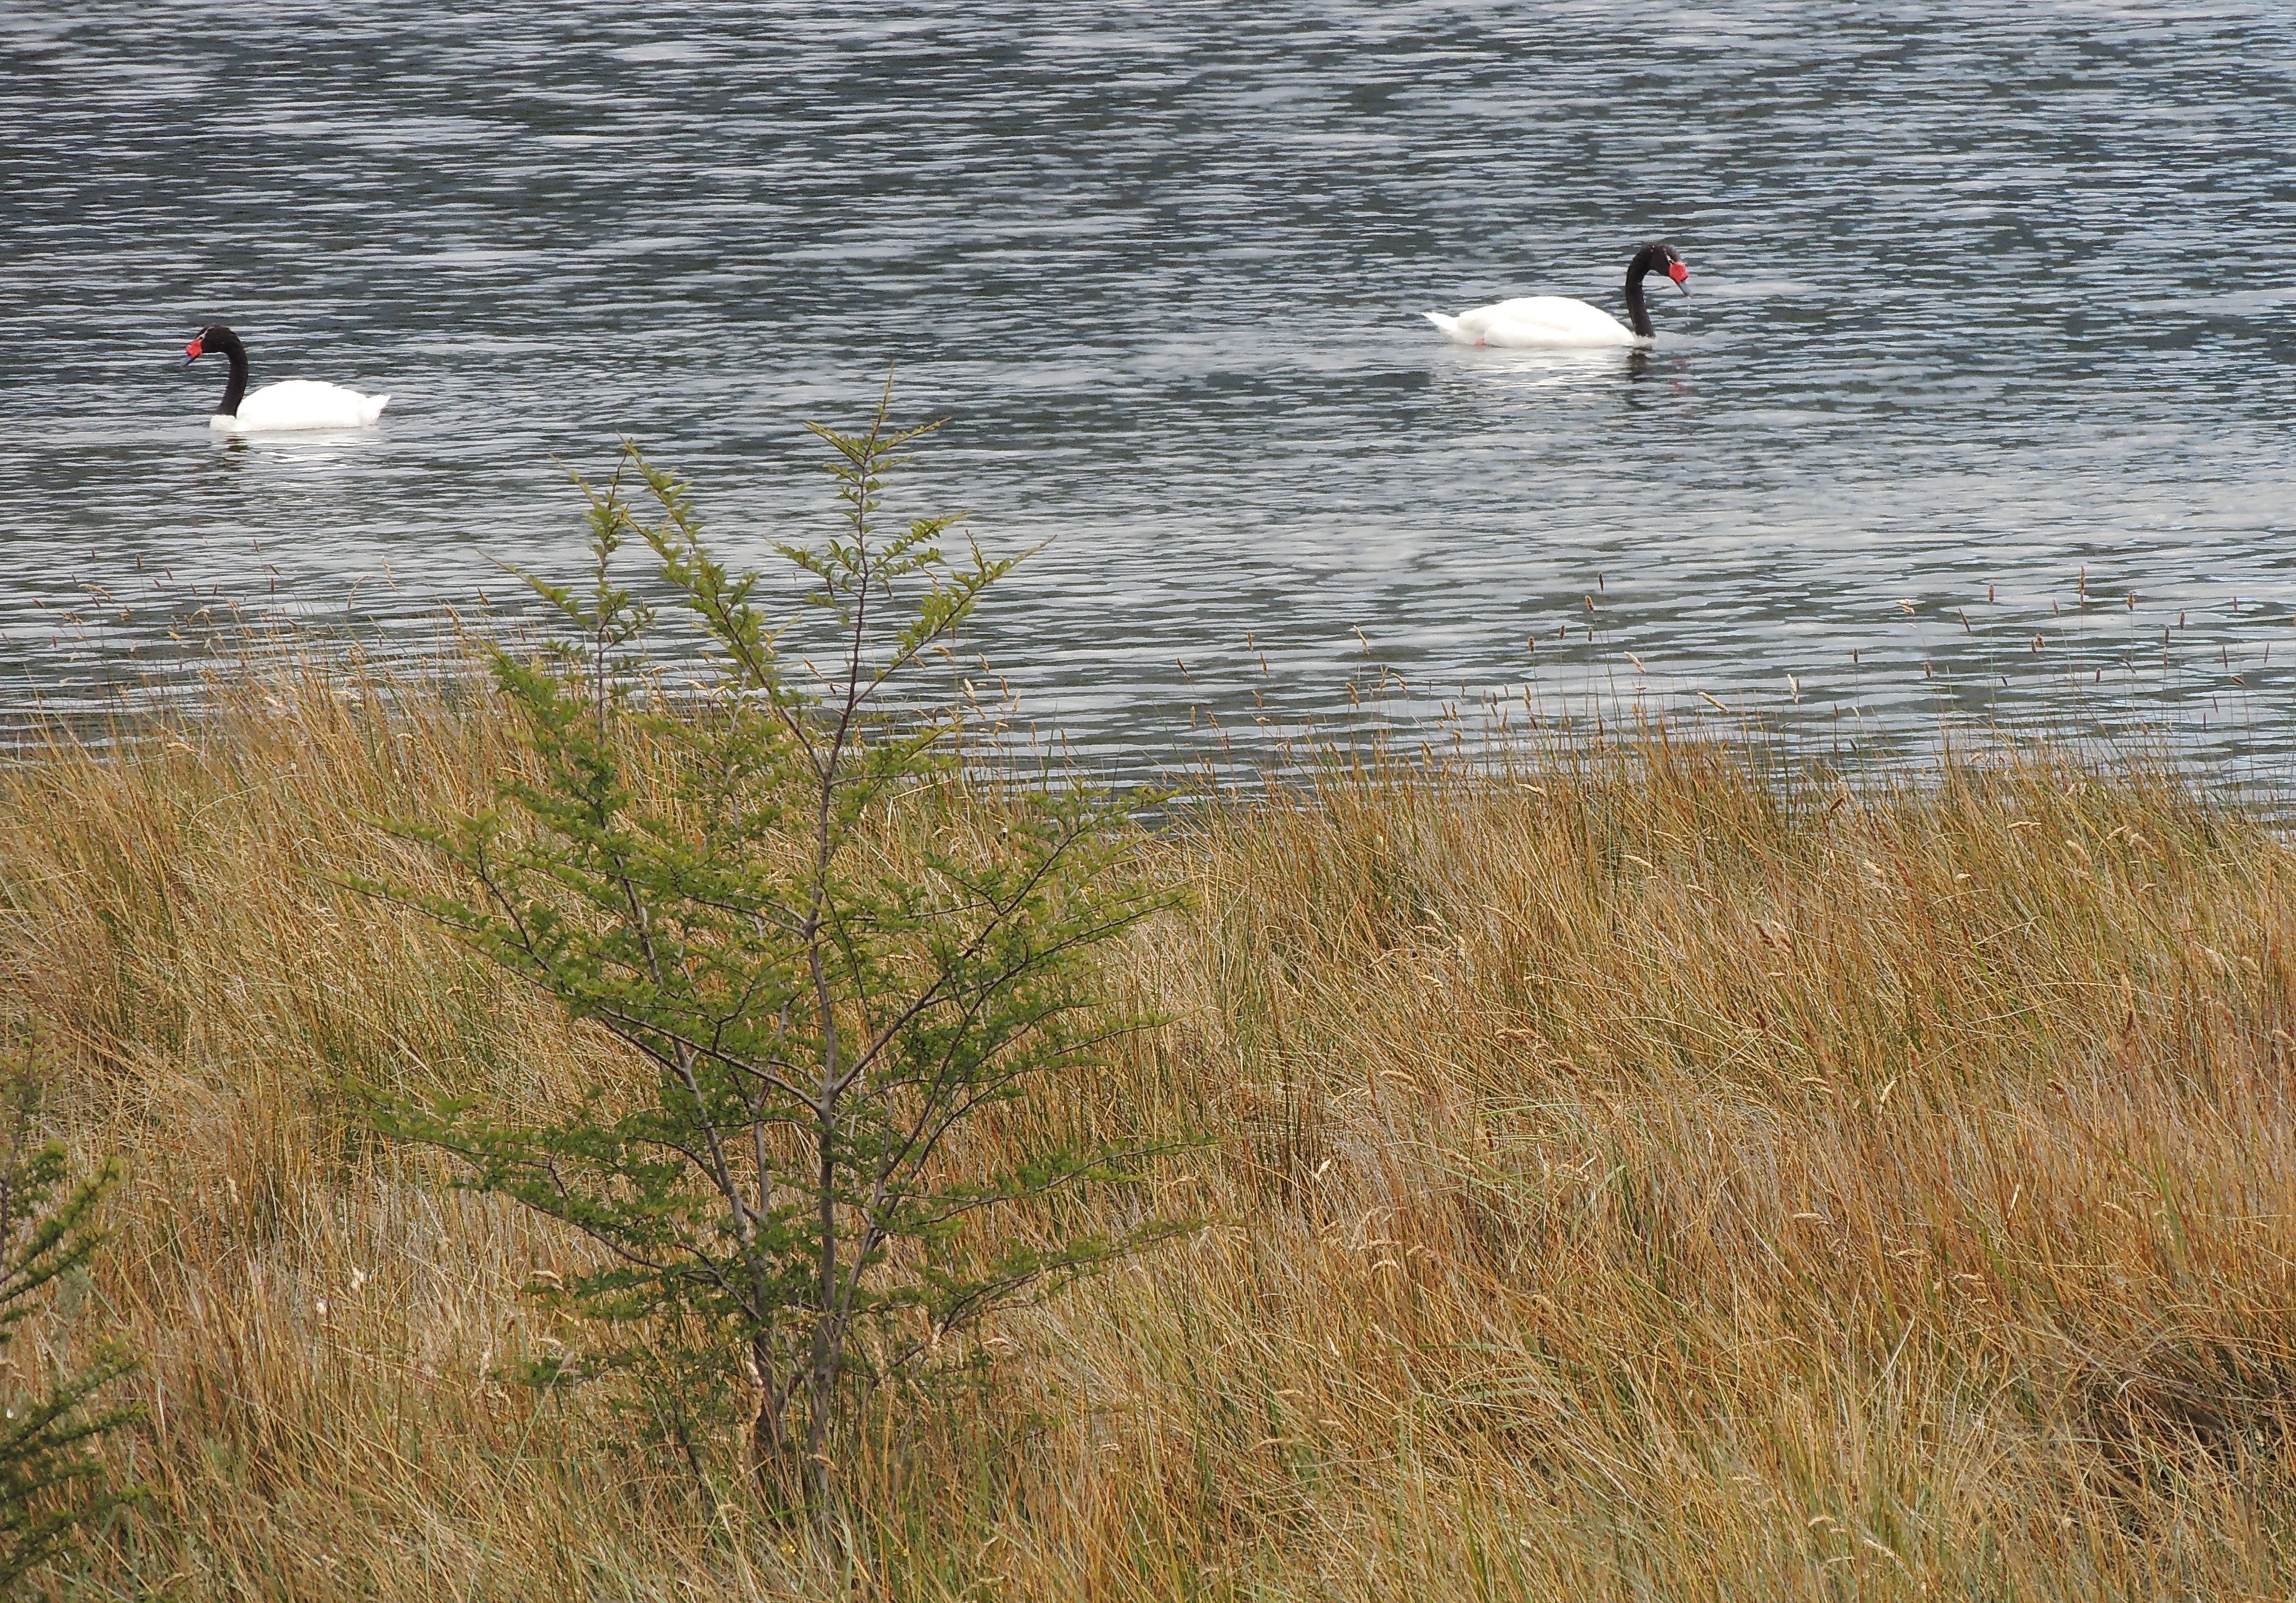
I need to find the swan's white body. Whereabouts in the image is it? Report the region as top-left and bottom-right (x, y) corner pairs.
(213, 379), (390, 432)
(1423, 296), (1643, 349)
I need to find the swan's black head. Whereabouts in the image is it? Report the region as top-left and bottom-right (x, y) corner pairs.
(183, 324), (243, 365)
(1632, 242), (1690, 296)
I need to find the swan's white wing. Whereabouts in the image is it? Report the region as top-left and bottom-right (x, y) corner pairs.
(226, 379), (388, 431)
(1445, 296), (1639, 348)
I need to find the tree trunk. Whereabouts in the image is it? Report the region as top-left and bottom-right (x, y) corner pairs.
(802, 1339), (834, 1512)
(750, 1340), (797, 1505)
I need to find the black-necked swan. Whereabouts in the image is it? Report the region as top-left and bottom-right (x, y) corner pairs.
(183, 325), (389, 431)
(1424, 242), (1691, 349)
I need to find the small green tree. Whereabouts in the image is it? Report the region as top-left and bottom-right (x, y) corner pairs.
(0, 1065), (140, 1593)
(370, 390), (1173, 1511)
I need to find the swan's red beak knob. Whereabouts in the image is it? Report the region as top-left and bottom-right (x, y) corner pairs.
(1668, 261), (1690, 286)
(184, 337), (204, 361)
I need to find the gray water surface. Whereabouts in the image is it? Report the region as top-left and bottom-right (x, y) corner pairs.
(6, 3), (2296, 771)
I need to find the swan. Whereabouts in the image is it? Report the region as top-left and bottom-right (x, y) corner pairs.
(1424, 242), (1690, 349)
(183, 325), (389, 431)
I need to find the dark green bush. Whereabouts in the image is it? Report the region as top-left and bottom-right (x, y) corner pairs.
(0, 1060), (139, 1594)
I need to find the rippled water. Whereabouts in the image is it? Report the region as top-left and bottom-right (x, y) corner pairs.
(7, 3), (2296, 772)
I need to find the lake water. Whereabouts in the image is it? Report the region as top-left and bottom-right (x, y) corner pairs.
(6, 3), (2296, 775)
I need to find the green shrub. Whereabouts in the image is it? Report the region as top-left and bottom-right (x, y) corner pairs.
(0, 1061), (139, 1594)
(368, 391), (1177, 1513)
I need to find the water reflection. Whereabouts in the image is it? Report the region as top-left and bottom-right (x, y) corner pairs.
(1, 2), (2293, 779)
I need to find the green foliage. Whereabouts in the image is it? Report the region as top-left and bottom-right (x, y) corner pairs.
(0, 1061), (140, 1594)
(367, 387), (1177, 1511)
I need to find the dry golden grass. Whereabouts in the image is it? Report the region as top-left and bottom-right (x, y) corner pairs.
(4, 668), (2295, 1599)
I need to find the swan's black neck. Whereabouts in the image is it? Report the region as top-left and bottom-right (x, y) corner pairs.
(1622, 248), (1663, 339)
(207, 330), (250, 417)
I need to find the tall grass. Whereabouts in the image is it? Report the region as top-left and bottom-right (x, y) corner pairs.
(2, 665), (2292, 1598)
